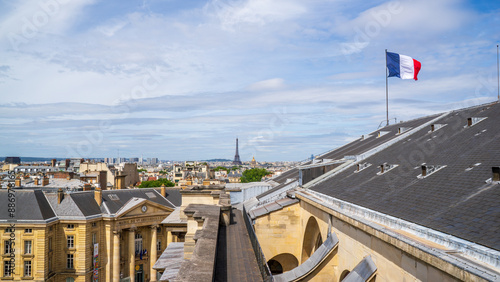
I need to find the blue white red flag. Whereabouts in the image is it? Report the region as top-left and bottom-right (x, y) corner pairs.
(386, 52), (421, 80)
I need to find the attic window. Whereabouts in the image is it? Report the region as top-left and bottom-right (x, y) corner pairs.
(377, 163), (398, 175)
(377, 131), (390, 138)
(145, 192), (156, 198)
(417, 165), (446, 179)
(465, 117), (487, 128)
(108, 194), (120, 201)
(429, 124), (446, 132)
(397, 127), (411, 134)
(354, 162), (372, 173)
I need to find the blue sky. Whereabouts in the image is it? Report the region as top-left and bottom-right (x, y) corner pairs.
(0, 0), (499, 161)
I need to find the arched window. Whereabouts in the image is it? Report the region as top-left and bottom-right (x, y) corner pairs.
(66, 278), (75, 282)
(267, 259), (283, 275)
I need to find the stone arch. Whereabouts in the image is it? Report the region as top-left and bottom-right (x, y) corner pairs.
(301, 216), (323, 263)
(268, 253), (299, 274)
(268, 259), (283, 274)
(339, 270), (350, 281)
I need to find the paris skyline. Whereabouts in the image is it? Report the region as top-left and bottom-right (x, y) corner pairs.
(1, 0), (499, 161)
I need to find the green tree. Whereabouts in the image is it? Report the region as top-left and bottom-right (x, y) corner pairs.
(213, 166), (230, 172)
(240, 168), (271, 183)
(137, 169), (147, 173)
(138, 178), (175, 188)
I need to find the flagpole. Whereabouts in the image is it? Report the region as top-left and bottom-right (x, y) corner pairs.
(385, 49), (389, 126)
(497, 44), (499, 101)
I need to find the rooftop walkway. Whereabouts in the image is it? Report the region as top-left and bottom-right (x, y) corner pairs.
(215, 208), (262, 282)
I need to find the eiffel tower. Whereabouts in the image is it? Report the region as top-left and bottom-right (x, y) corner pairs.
(232, 138), (242, 165)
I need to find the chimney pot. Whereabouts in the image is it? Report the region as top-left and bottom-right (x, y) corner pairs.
(15, 178), (21, 187)
(493, 167), (500, 182)
(421, 165), (427, 177)
(380, 164), (385, 174)
(467, 117), (473, 127)
(357, 164), (360, 172)
(431, 124), (435, 132)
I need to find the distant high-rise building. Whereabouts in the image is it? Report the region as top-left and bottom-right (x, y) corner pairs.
(5, 157), (21, 164)
(130, 158), (139, 163)
(233, 138), (242, 165)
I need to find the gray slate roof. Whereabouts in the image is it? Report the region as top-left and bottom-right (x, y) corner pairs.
(310, 102), (500, 251)
(0, 188), (181, 221)
(0, 190), (56, 222)
(102, 188), (176, 214)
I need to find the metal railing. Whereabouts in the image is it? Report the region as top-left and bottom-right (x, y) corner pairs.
(242, 206), (273, 282)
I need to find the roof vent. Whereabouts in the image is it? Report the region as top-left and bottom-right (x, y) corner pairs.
(493, 167), (500, 182)
(430, 124), (446, 132)
(377, 131), (390, 138)
(377, 163), (397, 175)
(465, 163), (481, 172)
(465, 117), (487, 128)
(398, 127), (411, 134)
(418, 165), (446, 179)
(355, 162), (371, 173)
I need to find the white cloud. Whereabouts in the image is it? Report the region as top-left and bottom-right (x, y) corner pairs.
(205, 0), (306, 30)
(248, 78), (285, 91)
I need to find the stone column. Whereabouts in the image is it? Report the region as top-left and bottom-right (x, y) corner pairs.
(112, 231), (120, 282)
(167, 231), (173, 245)
(150, 225), (158, 282)
(129, 228), (136, 282)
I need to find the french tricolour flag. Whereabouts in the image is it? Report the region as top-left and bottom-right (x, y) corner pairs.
(386, 52), (421, 80)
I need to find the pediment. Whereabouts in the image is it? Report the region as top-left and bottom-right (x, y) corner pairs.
(115, 197), (174, 218)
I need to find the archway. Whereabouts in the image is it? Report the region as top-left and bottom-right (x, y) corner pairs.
(301, 216), (323, 263)
(268, 259), (283, 274)
(340, 270), (350, 281)
(268, 253), (299, 274)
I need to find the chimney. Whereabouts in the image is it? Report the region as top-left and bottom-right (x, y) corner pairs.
(98, 171), (107, 191)
(83, 183), (92, 191)
(65, 159), (70, 170)
(67, 175), (71, 180)
(42, 177), (49, 186)
(15, 178), (21, 187)
(57, 188), (64, 204)
(493, 167), (500, 182)
(380, 164), (385, 174)
(34, 178), (39, 186)
(421, 165), (427, 177)
(431, 124), (435, 132)
(467, 117), (473, 127)
(398, 128), (402, 134)
(357, 164), (360, 172)
(94, 188), (102, 206)
(51, 159), (56, 167)
(161, 184), (166, 197)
